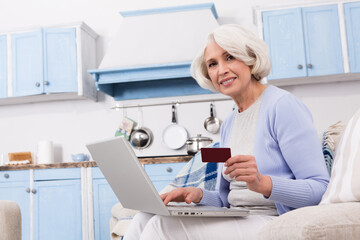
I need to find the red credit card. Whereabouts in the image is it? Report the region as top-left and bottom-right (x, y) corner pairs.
(200, 148), (231, 162)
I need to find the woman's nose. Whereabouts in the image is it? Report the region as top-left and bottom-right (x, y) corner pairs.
(218, 62), (229, 76)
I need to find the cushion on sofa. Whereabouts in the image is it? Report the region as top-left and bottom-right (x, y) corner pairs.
(0, 200), (21, 240)
(321, 109), (360, 204)
(111, 203), (138, 239)
(257, 202), (360, 240)
(321, 121), (345, 174)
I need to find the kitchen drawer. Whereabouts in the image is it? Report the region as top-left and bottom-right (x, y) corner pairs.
(34, 168), (80, 181)
(0, 170), (29, 183)
(144, 162), (186, 178)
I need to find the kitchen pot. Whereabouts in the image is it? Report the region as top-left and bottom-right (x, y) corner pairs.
(162, 104), (188, 149)
(130, 127), (153, 149)
(204, 103), (221, 134)
(186, 134), (213, 155)
(130, 107), (153, 150)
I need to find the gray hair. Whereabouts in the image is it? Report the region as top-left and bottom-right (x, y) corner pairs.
(190, 24), (271, 92)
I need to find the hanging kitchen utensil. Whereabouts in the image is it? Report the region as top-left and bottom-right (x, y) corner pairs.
(204, 103), (222, 134)
(185, 134), (213, 155)
(130, 107), (153, 150)
(115, 107), (135, 140)
(162, 104), (188, 149)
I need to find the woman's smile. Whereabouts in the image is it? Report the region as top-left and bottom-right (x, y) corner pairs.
(220, 77), (236, 86)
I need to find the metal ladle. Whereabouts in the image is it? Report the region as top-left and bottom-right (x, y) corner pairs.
(204, 103), (222, 134)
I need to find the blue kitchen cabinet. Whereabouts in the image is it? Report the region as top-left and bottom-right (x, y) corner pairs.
(92, 167), (119, 240)
(262, 8), (306, 79)
(0, 35), (7, 98)
(344, 2), (360, 73)
(0, 170), (31, 240)
(33, 168), (82, 240)
(11, 28), (77, 97)
(11, 30), (44, 96)
(262, 4), (343, 80)
(43, 28), (78, 93)
(144, 162), (186, 192)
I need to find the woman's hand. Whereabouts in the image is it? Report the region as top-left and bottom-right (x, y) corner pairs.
(160, 187), (203, 205)
(224, 155), (272, 197)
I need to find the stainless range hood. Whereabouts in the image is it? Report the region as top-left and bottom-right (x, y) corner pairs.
(89, 3), (219, 100)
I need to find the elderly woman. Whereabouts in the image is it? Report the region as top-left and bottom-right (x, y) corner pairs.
(124, 24), (329, 240)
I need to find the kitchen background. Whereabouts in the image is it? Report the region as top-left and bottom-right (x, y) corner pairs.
(0, 0), (359, 162)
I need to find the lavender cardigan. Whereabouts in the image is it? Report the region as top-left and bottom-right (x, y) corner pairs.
(199, 85), (330, 215)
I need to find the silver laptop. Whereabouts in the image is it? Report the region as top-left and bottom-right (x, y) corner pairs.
(86, 136), (248, 217)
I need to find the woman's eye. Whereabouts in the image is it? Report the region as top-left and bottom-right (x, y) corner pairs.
(226, 55), (234, 61)
(208, 62), (216, 68)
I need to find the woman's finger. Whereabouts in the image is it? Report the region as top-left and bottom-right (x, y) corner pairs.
(224, 162), (250, 174)
(160, 193), (167, 201)
(163, 195), (172, 205)
(228, 168), (257, 179)
(235, 175), (257, 183)
(225, 155), (254, 167)
(224, 160), (257, 175)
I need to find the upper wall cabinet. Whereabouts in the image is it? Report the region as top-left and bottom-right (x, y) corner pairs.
(262, 4), (344, 80)
(344, 2), (360, 73)
(0, 35), (7, 98)
(12, 30), (43, 97)
(12, 28), (78, 97)
(1, 22), (98, 105)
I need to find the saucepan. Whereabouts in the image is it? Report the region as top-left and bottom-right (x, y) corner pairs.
(162, 104), (188, 149)
(204, 103), (222, 134)
(186, 134), (213, 155)
(130, 107), (153, 150)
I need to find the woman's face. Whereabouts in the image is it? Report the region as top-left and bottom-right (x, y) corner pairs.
(204, 41), (253, 98)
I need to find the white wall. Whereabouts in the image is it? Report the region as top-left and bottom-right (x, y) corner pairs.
(0, 0), (359, 162)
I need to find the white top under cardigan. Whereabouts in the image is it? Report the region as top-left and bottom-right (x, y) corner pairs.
(223, 92), (278, 215)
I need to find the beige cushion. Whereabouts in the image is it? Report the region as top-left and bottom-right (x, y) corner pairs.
(110, 203), (138, 238)
(258, 202), (360, 240)
(110, 217), (125, 240)
(0, 200), (21, 240)
(321, 109), (360, 204)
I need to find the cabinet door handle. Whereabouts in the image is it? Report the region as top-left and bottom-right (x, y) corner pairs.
(35, 82), (41, 87)
(297, 64), (303, 69)
(26, 188), (31, 193)
(3, 173), (9, 179)
(32, 189), (37, 194)
(307, 64), (313, 69)
(166, 167), (173, 173)
(44, 81), (49, 86)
